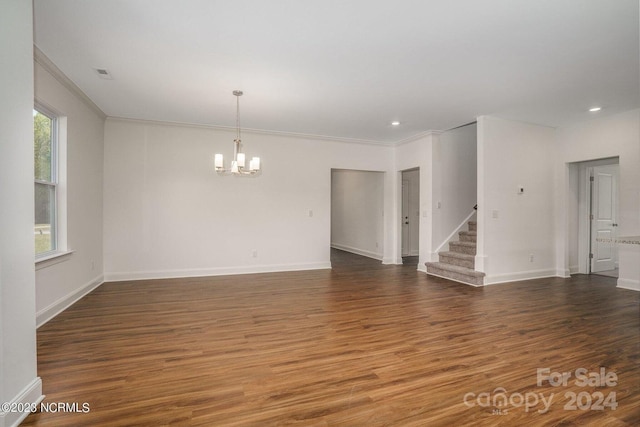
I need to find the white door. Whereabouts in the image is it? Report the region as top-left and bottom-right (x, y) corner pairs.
(401, 180), (409, 256)
(590, 165), (619, 273)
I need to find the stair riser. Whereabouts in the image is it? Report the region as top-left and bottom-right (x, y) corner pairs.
(426, 266), (484, 286)
(468, 222), (477, 232)
(459, 234), (477, 243)
(439, 255), (474, 269)
(449, 243), (476, 255)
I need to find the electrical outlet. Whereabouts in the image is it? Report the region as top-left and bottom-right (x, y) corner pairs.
(252, 250), (258, 258)
(492, 210), (499, 219)
(529, 254), (534, 262)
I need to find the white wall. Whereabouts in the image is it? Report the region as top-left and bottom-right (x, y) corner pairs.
(33, 53), (106, 326)
(556, 109), (640, 290)
(0, 1), (43, 426)
(331, 169), (385, 259)
(432, 123), (478, 252)
(104, 119), (395, 280)
(477, 116), (557, 284)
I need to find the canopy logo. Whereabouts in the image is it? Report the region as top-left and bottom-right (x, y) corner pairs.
(463, 367), (618, 415)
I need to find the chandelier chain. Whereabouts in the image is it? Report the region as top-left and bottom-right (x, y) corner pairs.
(236, 92), (242, 142)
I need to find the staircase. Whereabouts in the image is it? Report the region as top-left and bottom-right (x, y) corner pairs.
(426, 220), (485, 286)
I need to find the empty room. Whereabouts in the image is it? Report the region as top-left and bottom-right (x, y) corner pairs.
(1, 1), (639, 426)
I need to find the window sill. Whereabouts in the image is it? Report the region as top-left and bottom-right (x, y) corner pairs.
(36, 250), (74, 270)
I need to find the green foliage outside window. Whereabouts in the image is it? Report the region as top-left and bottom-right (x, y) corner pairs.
(34, 110), (55, 255)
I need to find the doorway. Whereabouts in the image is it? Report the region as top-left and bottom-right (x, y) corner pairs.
(569, 157), (619, 277)
(330, 169), (385, 262)
(401, 168), (419, 264)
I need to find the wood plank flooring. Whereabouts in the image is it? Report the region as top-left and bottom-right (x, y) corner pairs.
(22, 250), (639, 426)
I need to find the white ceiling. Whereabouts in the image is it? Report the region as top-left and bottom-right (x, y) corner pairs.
(33, 0), (639, 144)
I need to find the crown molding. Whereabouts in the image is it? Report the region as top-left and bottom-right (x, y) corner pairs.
(106, 116), (401, 147)
(33, 45), (106, 119)
(395, 130), (444, 146)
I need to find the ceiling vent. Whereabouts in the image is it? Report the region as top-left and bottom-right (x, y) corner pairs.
(93, 68), (113, 80)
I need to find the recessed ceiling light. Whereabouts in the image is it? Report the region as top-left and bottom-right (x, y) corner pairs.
(589, 107), (602, 112)
(391, 121), (400, 126)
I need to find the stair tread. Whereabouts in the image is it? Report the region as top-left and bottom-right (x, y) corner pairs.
(450, 241), (476, 247)
(426, 262), (485, 277)
(459, 231), (477, 236)
(439, 251), (475, 260)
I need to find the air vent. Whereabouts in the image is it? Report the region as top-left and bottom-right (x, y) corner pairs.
(93, 68), (113, 80)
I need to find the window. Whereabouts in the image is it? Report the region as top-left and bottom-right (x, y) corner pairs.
(34, 108), (57, 256)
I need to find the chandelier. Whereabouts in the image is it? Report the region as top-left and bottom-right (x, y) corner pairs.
(214, 90), (261, 175)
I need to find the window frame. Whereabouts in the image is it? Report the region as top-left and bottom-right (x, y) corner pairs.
(34, 104), (61, 259)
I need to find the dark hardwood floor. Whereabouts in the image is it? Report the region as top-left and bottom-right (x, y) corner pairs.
(23, 249), (639, 426)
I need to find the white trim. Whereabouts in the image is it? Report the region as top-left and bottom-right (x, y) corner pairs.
(107, 116), (395, 146)
(416, 263), (427, 273)
(33, 46), (106, 119)
(617, 278), (640, 291)
(483, 269), (558, 285)
(383, 257), (403, 265)
(434, 210), (477, 254)
(35, 250), (74, 270)
(555, 268), (571, 278)
(0, 377), (44, 427)
(36, 275), (104, 328)
(395, 130), (443, 146)
(331, 244), (383, 261)
(569, 265), (579, 275)
(104, 262), (331, 283)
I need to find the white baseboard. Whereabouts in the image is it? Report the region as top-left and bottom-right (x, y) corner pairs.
(104, 262), (331, 282)
(617, 278), (640, 291)
(0, 377), (43, 427)
(555, 268), (571, 278)
(36, 275), (104, 328)
(569, 265), (580, 275)
(416, 263), (427, 273)
(483, 269), (558, 285)
(331, 244), (383, 261)
(383, 257), (403, 265)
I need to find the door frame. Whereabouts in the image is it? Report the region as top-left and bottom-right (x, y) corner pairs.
(399, 168), (420, 259)
(401, 179), (410, 256)
(571, 157), (619, 275)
